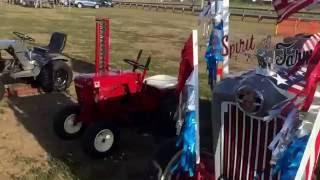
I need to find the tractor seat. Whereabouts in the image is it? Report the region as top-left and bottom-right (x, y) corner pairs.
(144, 75), (177, 90)
(33, 32), (67, 54)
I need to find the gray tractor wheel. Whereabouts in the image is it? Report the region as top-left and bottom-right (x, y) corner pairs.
(38, 60), (73, 93)
(77, 3), (82, 8)
(82, 122), (119, 158)
(54, 105), (84, 140)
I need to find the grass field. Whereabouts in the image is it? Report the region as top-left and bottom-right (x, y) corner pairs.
(0, 4), (293, 180)
(0, 3), (279, 97)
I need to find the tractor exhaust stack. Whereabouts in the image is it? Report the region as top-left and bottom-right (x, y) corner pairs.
(95, 17), (110, 74)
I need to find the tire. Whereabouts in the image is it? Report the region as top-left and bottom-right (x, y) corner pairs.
(145, 138), (179, 180)
(94, 4), (99, 8)
(0, 79), (5, 102)
(145, 139), (214, 180)
(77, 3), (82, 8)
(38, 60), (73, 93)
(53, 105), (84, 140)
(82, 122), (119, 158)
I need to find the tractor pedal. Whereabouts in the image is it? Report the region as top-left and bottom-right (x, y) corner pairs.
(10, 69), (34, 79)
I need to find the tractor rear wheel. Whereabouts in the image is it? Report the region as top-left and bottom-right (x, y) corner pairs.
(0, 79), (5, 101)
(38, 60), (73, 92)
(82, 122), (119, 158)
(53, 105), (84, 140)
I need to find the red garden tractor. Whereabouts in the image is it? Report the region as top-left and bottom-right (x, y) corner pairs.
(53, 17), (179, 158)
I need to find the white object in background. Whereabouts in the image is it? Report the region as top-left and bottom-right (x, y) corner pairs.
(222, 0), (229, 75)
(295, 104), (320, 179)
(214, 0), (229, 76)
(192, 29), (200, 165)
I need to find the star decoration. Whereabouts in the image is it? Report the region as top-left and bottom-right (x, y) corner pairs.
(274, 74), (288, 86)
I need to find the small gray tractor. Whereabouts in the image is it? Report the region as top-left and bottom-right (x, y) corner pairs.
(0, 32), (73, 100)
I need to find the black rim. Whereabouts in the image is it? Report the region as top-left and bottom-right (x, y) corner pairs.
(54, 69), (68, 89)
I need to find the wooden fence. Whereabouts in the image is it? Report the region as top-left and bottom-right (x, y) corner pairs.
(114, 1), (320, 23)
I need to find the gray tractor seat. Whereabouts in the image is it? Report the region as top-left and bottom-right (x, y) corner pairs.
(33, 32), (67, 54)
(144, 75), (177, 90)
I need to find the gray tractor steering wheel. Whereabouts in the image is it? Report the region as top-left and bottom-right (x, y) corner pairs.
(13, 32), (35, 42)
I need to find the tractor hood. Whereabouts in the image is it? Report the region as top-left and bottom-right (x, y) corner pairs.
(213, 70), (288, 118)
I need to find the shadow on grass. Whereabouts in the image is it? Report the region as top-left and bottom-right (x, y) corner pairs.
(7, 93), (154, 180)
(6, 90), (213, 180)
(3, 53), (213, 179)
(63, 53), (95, 74)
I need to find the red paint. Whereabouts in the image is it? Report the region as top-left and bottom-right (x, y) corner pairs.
(305, 159), (310, 180)
(95, 22), (100, 74)
(95, 18), (110, 73)
(104, 19), (110, 71)
(73, 17), (178, 126)
(71, 19), (198, 158)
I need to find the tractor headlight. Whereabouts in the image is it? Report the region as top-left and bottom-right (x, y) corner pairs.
(235, 85), (264, 115)
(94, 81), (100, 88)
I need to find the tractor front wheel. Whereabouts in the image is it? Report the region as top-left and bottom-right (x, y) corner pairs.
(83, 122), (119, 158)
(53, 105), (84, 140)
(0, 79), (5, 101)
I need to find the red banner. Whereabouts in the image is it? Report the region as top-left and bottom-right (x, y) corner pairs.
(272, 0), (314, 23)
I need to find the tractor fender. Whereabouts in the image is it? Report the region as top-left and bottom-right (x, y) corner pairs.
(51, 58), (70, 66)
(43, 54), (71, 66)
(51, 55), (70, 62)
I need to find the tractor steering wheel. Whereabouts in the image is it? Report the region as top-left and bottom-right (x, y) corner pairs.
(123, 59), (146, 70)
(13, 32), (35, 42)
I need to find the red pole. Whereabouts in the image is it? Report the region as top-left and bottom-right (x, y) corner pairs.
(105, 19), (110, 71)
(95, 21), (101, 74)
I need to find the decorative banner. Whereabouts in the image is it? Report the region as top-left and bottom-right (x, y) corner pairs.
(198, 0), (215, 38)
(204, 20), (224, 88)
(172, 30), (199, 177)
(268, 107), (301, 164)
(172, 110), (197, 177)
(272, 0), (314, 23)
(302, 33), (320, 52)
(272, 135), (310, 179)
(264, 33), (320, 179)
(176, 35), (194, 94)
(198, 0), (215, 23)
(300, 41), (320, 111)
